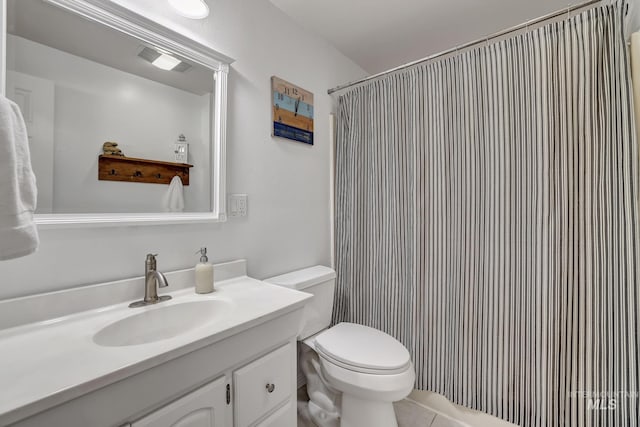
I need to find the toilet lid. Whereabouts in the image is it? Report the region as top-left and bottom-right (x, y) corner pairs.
(314, 323), (411, 374)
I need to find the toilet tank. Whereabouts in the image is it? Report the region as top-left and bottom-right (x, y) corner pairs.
(265, 265), (336, 340)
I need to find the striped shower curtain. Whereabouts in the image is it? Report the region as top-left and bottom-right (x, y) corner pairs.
(333, 2), (639, 426)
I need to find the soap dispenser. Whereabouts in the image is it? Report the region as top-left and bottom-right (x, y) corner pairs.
(195, 247), (214, 294)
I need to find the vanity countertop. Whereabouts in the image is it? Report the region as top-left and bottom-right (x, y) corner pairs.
(0, 274), (311, 425)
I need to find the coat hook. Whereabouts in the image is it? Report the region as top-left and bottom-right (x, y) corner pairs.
(110, 169), (117, 175)
(156, 173), (162, 179)
(134, 171), (142, 177)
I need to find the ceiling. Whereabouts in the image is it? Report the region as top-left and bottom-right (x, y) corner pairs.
(270, 0), (574, 74)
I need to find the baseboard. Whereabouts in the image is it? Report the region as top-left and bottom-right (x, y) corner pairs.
(406, 390), (517, 427)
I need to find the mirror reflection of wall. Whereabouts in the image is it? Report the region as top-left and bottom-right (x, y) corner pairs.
(5, 0), (216, 214)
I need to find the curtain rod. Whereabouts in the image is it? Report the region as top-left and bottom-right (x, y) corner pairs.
(328, 0), (604, 95)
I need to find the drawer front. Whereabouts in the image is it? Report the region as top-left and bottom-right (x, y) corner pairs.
(254, 401), (295, 427)
(233, 343), (293, 427)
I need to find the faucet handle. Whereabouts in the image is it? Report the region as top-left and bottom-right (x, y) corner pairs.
(145, 253), (158, 271)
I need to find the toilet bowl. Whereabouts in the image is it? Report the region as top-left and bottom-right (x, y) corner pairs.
(266, 266), (415, 427)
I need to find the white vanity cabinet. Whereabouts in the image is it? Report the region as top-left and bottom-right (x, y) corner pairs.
(9, 306), (303, 427)
(126, 343), (296, 427)
(0, 264), (311, 427)
(130, 377), (228, 427)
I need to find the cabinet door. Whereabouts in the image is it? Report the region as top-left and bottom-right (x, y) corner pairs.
(132, 377), (228, 427)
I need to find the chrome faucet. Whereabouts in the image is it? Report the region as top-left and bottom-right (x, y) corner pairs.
(129, 254), (172, 308)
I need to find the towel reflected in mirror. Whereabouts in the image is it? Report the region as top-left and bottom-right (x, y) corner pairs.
(162, 176), (184, 213)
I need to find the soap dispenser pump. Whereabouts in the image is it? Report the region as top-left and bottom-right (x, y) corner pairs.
(195, 247), (214, 294)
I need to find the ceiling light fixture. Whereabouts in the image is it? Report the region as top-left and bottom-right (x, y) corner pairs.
(151, 53), (182, 71)
(168, 0), (209, 19)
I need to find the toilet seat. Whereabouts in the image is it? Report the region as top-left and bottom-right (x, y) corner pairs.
(314, 322), (411, 375)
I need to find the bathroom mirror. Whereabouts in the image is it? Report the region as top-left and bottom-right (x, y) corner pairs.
(0, 0), (232, 226)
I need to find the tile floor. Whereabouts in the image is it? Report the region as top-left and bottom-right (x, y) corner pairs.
(297, 387), (465, 427)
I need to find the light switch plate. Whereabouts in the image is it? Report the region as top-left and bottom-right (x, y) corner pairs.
(228, 194), (248, 217)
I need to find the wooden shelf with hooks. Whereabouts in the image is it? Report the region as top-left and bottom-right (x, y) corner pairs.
(98, 155), (193, 185)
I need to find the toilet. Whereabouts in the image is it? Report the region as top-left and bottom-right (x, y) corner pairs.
(265, 266), (415, 427)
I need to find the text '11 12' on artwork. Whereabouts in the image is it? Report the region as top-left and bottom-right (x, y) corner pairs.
(271, 76), (314, 145)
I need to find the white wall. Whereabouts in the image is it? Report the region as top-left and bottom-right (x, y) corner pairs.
(0, 0), (366, 300)
(631, 0), (640, 34)
(6, 34), (210, 213)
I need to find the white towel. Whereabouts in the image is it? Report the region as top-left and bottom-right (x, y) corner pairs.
(163, 175), (184, 212)
(0, 95), (39, 260)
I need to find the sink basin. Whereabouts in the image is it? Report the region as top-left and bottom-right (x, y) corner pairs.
(93, 299), (231, 347)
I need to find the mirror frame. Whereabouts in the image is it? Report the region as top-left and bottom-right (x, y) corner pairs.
(0, 0), (233, 227)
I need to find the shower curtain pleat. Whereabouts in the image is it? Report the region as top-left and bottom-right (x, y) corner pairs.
(333, 2), (639, 426)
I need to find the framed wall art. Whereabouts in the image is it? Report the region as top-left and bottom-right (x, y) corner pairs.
(271, 76), (314, 145)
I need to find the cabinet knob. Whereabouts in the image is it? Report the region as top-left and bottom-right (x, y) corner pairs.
(265, 383), (275, 393)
